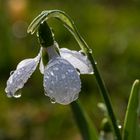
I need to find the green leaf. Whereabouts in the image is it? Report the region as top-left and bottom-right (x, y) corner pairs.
(70, 101), (98, 140)
(123, 79), (140, 140)
(27, 10), (91, 54)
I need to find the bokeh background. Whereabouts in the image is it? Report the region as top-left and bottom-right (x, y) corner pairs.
(0, 0), (140, 139)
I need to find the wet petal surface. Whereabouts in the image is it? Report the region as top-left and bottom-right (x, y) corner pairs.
(44, 57), (81, 105)
(60, 48), (93, 74)
(5, 52), (41, 98)
(39, 57), (44, 74)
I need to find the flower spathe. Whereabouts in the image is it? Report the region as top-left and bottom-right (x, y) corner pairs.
(5, 43), (93, 105)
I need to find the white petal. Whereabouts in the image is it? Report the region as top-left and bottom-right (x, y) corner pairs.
(5, 50), (41, 98)
(60, 48), (93, 74)
(39, 57), (44, 74)
(39, 44), (60, 75)
(43, 57), (81, 105)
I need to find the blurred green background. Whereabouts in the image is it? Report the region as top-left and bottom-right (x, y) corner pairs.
(0, 0), (140, 139)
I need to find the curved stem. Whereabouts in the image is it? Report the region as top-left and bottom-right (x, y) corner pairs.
(87, 52), (122, 140)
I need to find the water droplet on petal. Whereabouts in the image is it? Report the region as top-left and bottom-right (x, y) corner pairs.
(68, 69), (74, 73)
(44, 91), (48, 96)
(51, 81), (54, 85)
(50, 98), (56, 104)
(50, 71), (54, 76)
(13, 90), (22, 98)
(10, 70), (15, 75)
(73, 93), (78, 101)
(49, 89), (53, 94)
(5, 88), (12, 98)
(53, 67), (59, 71)
(72, 87), (77, 92)
(17, 71), (21, 75)
(14, 94), (21, 98)
(7, 92), (13, 98)
(62, 74), (66, 79)
(45, 75), (49, 79)
(89, 71), (94, 74)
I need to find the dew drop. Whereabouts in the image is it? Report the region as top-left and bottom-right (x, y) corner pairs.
(118, 125), (122, 129)
(62, 74), (66, 79)
(50, 71), (54, 76)
(53, 67), (59, 71)
(14, 93), (21, 98)
(7, 92), (13, 98)
(89, 49), (93, 54)
(17, 71), (21, 75)
(55, 76), (58, 81)
(95, 61), (97, 65)
(68, 69), (74, 73)
(49, 89), (53, 94)
(44, 91), (48, 96)
(10, 70), (15, 75)
(50, 98), (56, 104)
(73, 87), (77, 92)
(51, 81), (54, 85)
(13, 90), (22, 98)
(89, 71), (94, 74)
(117, 121), (122, 129)
(45, 75), (49, 80)
(5, 88), (12, 98)
(73, 93), (78, 100)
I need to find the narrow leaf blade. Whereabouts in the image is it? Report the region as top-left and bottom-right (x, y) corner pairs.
(123, 79), (140, 140)
(71, 101), (98, 140)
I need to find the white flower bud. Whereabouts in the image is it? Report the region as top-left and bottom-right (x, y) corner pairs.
(44, 57), (81, 105)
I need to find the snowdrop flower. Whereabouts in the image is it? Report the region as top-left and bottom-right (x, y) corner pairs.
(5, 22), (93, 105)
(41, 43), (93, 105)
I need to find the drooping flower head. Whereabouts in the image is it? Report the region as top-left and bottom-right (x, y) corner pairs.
(5, 12), (93, 105)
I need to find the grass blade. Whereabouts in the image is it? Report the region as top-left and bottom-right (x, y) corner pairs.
(123, 79), (140, 140)
(70, 101), (98, 140)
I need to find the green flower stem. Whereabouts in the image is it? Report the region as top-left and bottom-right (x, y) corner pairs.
(87, 52), (122, 140)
